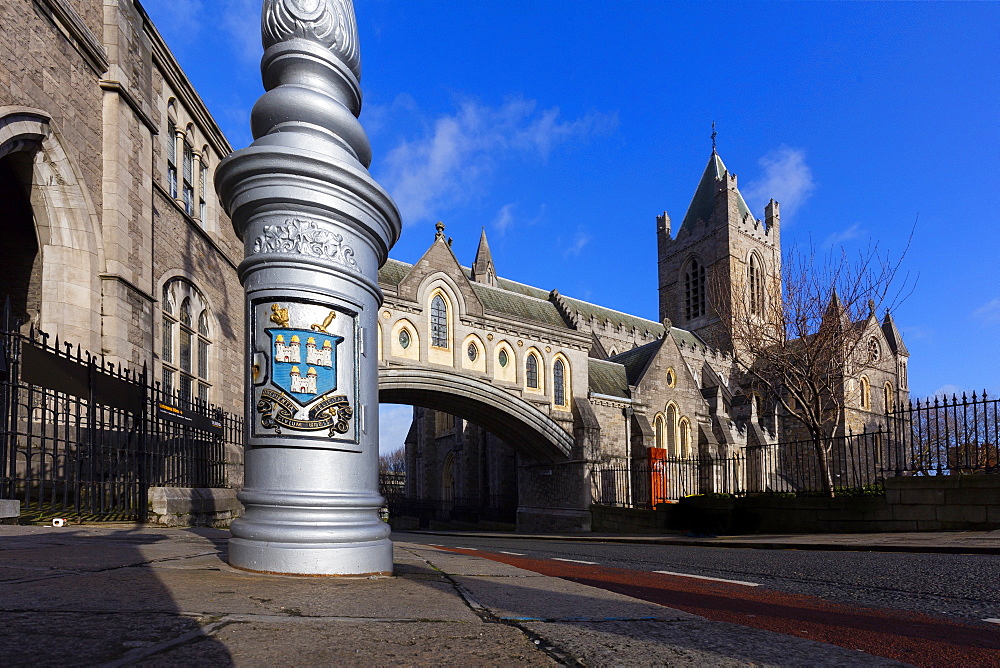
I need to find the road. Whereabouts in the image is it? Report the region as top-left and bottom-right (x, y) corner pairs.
(394, 531), (1000, 665)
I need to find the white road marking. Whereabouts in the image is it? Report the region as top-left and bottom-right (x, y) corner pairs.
(499, 551), (525, 556)
(456, 547), (477, 550)
(552, 557), (598, 565)
(984, 618), (1000, 625)
(654, 570), (760, 587)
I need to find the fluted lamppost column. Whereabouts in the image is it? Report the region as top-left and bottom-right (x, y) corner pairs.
(215, 0), (400, 575)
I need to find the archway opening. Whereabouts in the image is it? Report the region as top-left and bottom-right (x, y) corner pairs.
(0, 153), (41, 324)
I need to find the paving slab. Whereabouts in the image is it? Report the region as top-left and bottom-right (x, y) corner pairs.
(0, 525), (933, 665)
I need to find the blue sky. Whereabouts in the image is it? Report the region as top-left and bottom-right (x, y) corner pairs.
(144, 1), (999, 453)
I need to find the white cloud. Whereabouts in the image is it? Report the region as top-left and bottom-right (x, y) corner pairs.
(972, 298), (1000, 324)
(221, 0), (263, 64)
(493, 203), (516, 235)
(378, 97), (616, 226)
(932, 384), (963, 399)
(150, 0), (205, 45)
(378, 404), (412, 455)
(822, 221), (866, 249)
(562, 227), (591, 258)
(744, 146), (816, 220)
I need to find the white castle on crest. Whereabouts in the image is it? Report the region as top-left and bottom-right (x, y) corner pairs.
(274, 334), (301, 363)
(305, 336), (333, 367)
(289, 366), (318, 395)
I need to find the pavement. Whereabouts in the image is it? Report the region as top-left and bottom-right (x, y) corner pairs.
(0, 525), (995, 666)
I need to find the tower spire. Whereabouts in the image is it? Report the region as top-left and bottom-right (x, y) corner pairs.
(711, 120), (717, 152)
(472, 227), (497, 286)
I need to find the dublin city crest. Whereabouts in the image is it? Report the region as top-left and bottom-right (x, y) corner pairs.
(256, 304), (354, 437)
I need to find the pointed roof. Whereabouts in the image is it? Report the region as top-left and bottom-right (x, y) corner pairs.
(680, 150), (753, 230)
(471, 227), (497, 285)
(881, 311), (909, 356)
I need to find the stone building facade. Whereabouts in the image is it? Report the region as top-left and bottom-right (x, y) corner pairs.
(391, 150), (910, 530)
(0, 0), (244, 418)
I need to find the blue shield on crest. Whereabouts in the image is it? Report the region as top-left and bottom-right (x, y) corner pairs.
(266, 328), (344, 406)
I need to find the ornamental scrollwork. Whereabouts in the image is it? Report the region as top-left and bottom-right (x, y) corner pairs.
(262, 0), (360, 76)
(252, 218), (358, 269)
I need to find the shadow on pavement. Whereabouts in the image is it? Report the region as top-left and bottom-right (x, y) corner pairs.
(0, 525), (234, 666)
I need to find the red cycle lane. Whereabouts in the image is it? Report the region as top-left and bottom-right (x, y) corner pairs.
(433, 546), (1000, 667)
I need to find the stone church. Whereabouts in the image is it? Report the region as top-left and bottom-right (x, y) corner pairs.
(388, 149), (910, 527)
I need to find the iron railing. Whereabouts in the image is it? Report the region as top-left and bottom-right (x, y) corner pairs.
(0, 301), (242, 522)
(885, 391), (998, 475)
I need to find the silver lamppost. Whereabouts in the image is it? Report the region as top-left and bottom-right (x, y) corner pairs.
(215, 0), (400, 576)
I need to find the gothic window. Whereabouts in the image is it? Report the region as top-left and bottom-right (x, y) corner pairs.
(182, 140), (194, 215)
(198, 155), (208, 222)
(161, 279), (212, 405)
(860, 375), (871, 410)
(684, 258), (706, 320)
(900, 360), (908, 389)
(430, 294), (448, 348)
(467, 342), (478, 362)
(883, 382), (894, 413)
(868, 338), (881, 363)
(678, 417), (692, 457)
(167, 120), (178, 199)
(748, 254), (764, 315)
(526, 353), (539, 389)
(665, 367), (676, 388)
(398, 328), (411, 349)
(654, 414), (665, 449)
(666, 403), (679, 456)
(553, 359), (566, 406)
(498, 349), (509, 368)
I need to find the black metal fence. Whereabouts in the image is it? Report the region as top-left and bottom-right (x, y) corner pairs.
(0, 304), (241, 522)
(593, 392), (999, 509)
(378, 471), (518, 526)
(886, 391), (998, 475)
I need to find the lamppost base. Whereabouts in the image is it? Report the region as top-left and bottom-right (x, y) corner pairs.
(228, 537), (393, 576)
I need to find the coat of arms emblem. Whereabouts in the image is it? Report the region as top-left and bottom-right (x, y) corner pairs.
(255, 303), (354, 437)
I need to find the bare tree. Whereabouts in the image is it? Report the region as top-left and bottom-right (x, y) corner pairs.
(379, 447), (406, 475)
(712, 238), (913, 496)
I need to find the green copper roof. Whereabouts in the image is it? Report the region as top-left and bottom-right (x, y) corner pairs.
(559, 295), (665, 337)
(588, 358), (630, 398)
(679, 150), (754, 230)
(610, 339), (662, 385)
(470, 283), (568, 328)
(378, 258), (411, 287)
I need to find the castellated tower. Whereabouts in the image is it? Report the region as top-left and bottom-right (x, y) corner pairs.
(657, 150), (782, 352)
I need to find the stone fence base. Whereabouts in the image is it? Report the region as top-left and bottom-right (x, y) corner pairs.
(592, 475), (1000, 534)
(148, 487), (243, 528)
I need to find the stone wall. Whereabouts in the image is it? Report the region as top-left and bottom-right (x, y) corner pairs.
(592, 476), (1000, 534)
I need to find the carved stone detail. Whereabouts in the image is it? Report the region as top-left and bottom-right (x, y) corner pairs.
(262, 0), (360, 76)
(252, 219), (358, 269)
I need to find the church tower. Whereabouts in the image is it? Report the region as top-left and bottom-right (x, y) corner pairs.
(657, 149), (782, 351)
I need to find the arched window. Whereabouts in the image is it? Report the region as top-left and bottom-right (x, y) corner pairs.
(654, 414), (665, 449)
(182, 137), (194, 215)
(553, 359), (566, 406)
(684, 258), (706, 320)
(666, 404), (679, 455)
(162, 280), (212, 405)
(430, 294), (448, 348)
(883, 382), (894, 413)
(678, 417), (691, 457)
(166, 120), (178, 199)
(526, 353), (539, 389)
(860, 375), (871, 410)
(198, 151), (208, 222)
(748, 254), (764, 315)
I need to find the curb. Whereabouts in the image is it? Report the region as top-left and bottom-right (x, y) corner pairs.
(397, 530), (1000, 556)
